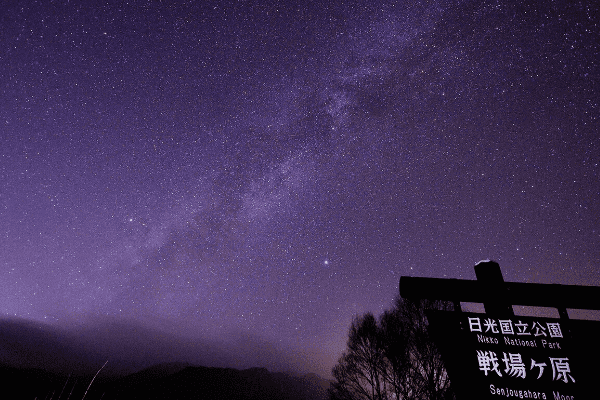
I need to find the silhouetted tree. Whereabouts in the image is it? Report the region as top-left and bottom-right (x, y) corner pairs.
(390, 298), (453, 400)
(329, 313), (388, 400)
(329, 298), (454, 400)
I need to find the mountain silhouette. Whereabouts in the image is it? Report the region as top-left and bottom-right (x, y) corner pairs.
(0, 317), (331, 399)
(0, 362), (331, 400)
(109, 364), (331, 400)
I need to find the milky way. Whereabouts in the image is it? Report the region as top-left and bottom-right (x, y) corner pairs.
(1, 0), (598, 377)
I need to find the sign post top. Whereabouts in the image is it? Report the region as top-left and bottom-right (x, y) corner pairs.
(473, 260), (513, 317)
(400, 261), (600, 316)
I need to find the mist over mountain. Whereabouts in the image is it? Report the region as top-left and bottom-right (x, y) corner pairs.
(0, 362), (330, 400)
(0, 317), (331, 399)
(0, 316), (324, 377)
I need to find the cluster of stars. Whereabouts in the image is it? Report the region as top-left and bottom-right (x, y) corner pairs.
(0, 0), (598, 378)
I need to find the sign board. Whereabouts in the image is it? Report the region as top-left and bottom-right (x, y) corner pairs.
(401, 261), (600, 400)
(426, 310), (583, 399)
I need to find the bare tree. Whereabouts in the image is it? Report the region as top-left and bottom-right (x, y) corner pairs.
(330, 298), (454, 400)
(330, 313), (388, 400)
(389, 298), (453, 400)
(379, 306), (412, 400)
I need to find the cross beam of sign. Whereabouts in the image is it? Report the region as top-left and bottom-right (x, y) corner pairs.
(400, 261), (600, 319)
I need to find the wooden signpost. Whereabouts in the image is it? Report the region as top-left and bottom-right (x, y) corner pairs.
(400, 261), (600, 399)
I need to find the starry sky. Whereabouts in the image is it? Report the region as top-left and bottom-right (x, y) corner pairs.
(1, 0), (598, 378)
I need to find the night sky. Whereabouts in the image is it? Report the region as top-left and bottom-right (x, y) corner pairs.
(1, 0), (598, 378)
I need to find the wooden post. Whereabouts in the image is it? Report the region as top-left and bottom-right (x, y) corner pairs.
(400, 262), (600, 313)
(474, 260), (514, 317)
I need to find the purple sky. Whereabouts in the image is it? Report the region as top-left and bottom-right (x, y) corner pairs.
(1, 0), (598, 377)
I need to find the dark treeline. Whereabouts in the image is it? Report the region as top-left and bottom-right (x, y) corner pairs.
(0, 363), (331, 400)
(329, 298), (455, 400)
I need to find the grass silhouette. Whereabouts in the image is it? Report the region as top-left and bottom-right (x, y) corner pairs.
(34, 361), (108, 400)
